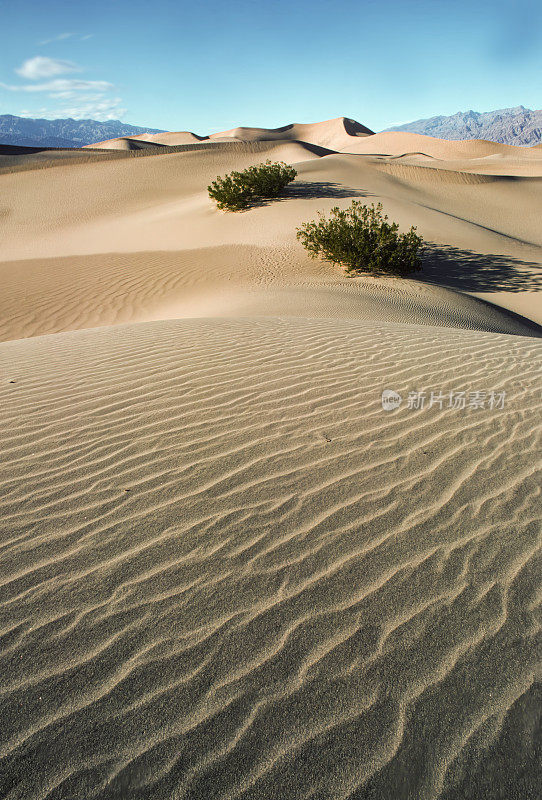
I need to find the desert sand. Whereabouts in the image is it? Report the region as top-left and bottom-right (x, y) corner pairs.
(0, 116), (540, 799)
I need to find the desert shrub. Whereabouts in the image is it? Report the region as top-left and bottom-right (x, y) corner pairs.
(208, 160), (297, 211)
(242, 161), (297, 198)
(296, 201), (423, 276)
(207, 171), (253, 211)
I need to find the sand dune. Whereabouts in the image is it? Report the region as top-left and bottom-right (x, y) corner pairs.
(0, 117), (541, 799)
(0, 143), (126, 173)
(1, 137), (541, 330)
(209, 117), (374, 150)
(338, 130), (542, 159)
(2, 249), (540, 342)
(89, 137), (168, 151)
(0, 317), (540, 800)
(128, 131), (205, 145)
(89, 117), (373, 153)
(88, 118), (542, 168)
(89, 132), (205, 148)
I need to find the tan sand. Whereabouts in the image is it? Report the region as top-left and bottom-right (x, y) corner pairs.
(88, 117), (373, 151)
(208, 117), (374, 149)
(0, 118), (540, 800)
(1, 138), (542, 331)
(88, 137), (168, 151)
(338, 130), (542, 159)
(127, 131), (206, 145)
(0, 317), (540, 799)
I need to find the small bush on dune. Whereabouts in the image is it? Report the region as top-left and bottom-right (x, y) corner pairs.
(242, 161), (297, 198)
(208, 160), (297, 211)
(207, 172), (253, 211)
(296, 201), (423, 277)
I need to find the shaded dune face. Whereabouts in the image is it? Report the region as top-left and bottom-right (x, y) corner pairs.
(97, 138), (168, 151)
(90, 132), (203, 149)
(0, 318), (540, 800)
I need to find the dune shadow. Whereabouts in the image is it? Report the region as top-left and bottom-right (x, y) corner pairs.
(246, 182), (372, 208)
(420, 243), (542, 293)
(286, 181), (372, 200)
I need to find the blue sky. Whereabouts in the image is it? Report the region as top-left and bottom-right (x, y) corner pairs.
(0, 0), (540, 132)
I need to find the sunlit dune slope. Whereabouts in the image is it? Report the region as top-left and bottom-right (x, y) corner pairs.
(1, 132), (541, 337)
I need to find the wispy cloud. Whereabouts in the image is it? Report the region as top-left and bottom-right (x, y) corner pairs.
(1, 78), (114, 93)
(58, 98), (126, 121)
(49, 90), (104, 101)
(5, 53), (123, 121)
(15, 56), (80, 80)
(18, 97), (126, 121)
(40, 32), (94, 45)
(39, 32), (75, 46)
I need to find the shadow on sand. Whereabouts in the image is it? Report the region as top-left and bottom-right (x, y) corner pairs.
(420, 243), (542, 293)
(246, 181), (372, 208)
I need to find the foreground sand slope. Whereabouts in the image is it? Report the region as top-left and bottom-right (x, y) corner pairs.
(0, 317), (540, 800)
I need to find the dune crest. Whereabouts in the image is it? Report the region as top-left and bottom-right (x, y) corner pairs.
(339, 129), (542, 159)
(88, 116), (374, 152)
(209, 116), (374, 150)
(89, 131), (206, 149)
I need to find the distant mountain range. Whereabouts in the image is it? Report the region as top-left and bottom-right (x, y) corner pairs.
(2, 107), (541, 149)
(383, 106), (542, 146)
(0, 115), (166, 148)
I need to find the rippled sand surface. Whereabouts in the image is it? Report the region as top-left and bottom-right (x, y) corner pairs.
(0, 318), (540, 800)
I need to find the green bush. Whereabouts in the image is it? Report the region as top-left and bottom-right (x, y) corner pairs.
(208, 160), (297, 211)
(296, 201), (423, 277)
(207, 172), (253, 211)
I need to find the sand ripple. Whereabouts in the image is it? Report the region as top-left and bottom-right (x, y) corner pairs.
(0, 317), (540, 799)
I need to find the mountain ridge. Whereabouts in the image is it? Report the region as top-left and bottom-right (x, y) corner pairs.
(383, 106), (542, 146)
(0, 115), (166, 148)
(2, 107), (541, 149)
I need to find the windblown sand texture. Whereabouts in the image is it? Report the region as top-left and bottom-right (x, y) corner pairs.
(0, 116), (541, 799)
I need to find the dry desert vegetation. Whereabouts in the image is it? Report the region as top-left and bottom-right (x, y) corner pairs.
(0, 117), (541, 800)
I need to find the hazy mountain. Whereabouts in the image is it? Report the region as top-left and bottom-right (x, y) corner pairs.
(0, 115), (167, 148)
(383, 106), (542, 146)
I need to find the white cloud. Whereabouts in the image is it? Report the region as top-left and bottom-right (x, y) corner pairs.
(18, 107), (55, 118)
(39, 33), (74, 46)
(39, 33), (94, 45)
(60, 98), (126, 121)
(5, 54), (124, 121)
(48, 90), (98, 100)
(15, 56), (80, 80)
(1, 78), (114, 93)
(18, 97), (126, 121)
